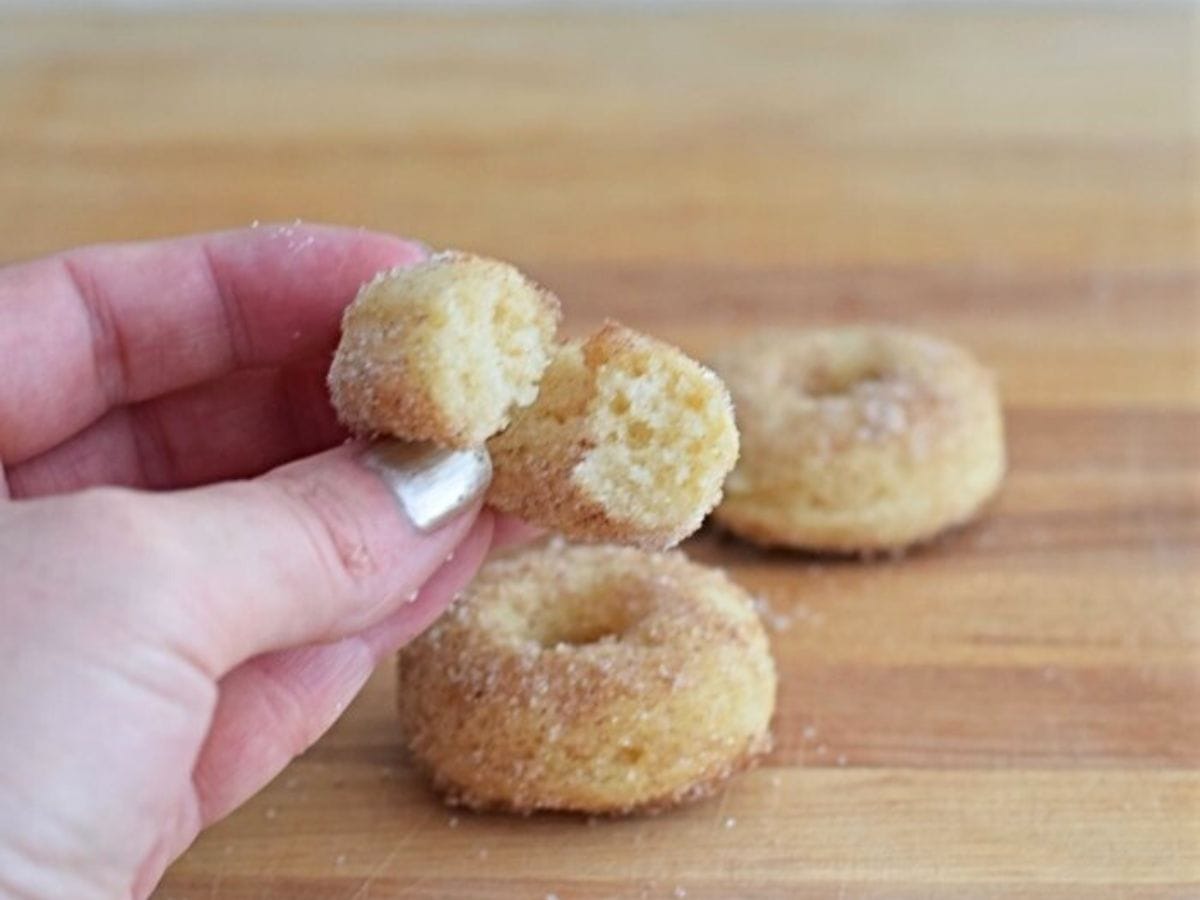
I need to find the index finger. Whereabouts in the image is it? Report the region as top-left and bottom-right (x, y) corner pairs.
(0, 224), (425, 465)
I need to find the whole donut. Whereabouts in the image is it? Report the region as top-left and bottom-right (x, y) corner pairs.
(710, 327), (1005, 553)
(397, 543), (777, 814)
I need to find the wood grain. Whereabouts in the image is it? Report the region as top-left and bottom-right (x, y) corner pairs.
(1, 7), (1196, 899)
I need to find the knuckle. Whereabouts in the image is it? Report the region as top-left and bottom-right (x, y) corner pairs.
(272, 473), (383, 588)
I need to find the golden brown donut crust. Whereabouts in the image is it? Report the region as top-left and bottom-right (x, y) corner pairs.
(711, 327), (1005, 552)
(486, 323), (739, 549)
(397, 543), (777, 815)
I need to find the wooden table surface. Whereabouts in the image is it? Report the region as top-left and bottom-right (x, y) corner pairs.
(3, 8), (1198, 899)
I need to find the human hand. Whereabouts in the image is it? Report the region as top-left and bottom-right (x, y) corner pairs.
(0, 225), (519, 898)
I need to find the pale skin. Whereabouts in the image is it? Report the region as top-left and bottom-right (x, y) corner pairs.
(0, 225), (525, 899)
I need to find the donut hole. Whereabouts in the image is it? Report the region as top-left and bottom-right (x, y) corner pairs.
(522, 583), (648, 649)
(535, 613), (628, 648)
(803, 362), (888, 398)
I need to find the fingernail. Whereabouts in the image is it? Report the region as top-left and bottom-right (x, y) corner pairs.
(362, 440), (492, 533)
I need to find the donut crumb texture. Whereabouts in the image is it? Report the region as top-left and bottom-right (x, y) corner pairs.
(487, 323), (739, 549)
(328, 251), (560, 448)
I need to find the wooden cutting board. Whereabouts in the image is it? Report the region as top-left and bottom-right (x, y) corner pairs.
(2, 8), (1196, 898)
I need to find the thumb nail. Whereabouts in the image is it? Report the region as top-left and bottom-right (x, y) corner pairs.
(361, 440), (491, 533)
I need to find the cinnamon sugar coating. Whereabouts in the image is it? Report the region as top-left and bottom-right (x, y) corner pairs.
(711, 327), (1005, 552)
(397, 543), (777, 814)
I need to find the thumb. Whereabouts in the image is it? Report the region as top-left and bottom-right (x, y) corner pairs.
(112, 439), (492, 677)
(0, 438), (492, 897)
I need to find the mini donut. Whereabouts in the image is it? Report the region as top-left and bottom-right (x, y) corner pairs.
(486, 322), (739, 549)
(710, 327), (1005, 553)
(397, 543), (776, 814)
(328, 252), (560, 448)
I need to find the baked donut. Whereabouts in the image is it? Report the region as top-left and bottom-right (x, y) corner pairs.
(486, 323), (739, 549)
(328, 252), (560, 448)
(397, 543), (776, 814)
(710, 327), (1004, 553)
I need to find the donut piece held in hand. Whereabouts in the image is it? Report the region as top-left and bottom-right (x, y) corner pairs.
(328, 252), (560, 448)
(397, 543), (777, 815)
(487, 323), (739, 549)
(711, 327), (1005, 553)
